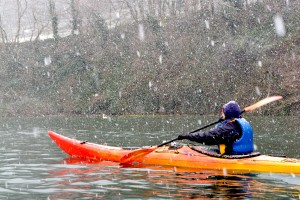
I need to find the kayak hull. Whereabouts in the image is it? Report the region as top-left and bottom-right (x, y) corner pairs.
(49, 131), (300, 174)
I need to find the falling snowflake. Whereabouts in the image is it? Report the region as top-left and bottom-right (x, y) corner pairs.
(273, 14), (286, 37)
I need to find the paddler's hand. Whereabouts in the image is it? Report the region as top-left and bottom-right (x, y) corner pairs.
(177, 133), (189, 140)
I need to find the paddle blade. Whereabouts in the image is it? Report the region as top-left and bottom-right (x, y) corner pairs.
(243, 96), (283, 112)
(120, 146), (157, 164)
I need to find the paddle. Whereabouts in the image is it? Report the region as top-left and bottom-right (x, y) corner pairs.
(120, 96), (283, 164)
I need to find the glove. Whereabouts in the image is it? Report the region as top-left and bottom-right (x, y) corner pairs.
(177, 133), (189, 140)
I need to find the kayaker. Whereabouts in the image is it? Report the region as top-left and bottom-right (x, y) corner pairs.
(177, 101), (254, 155)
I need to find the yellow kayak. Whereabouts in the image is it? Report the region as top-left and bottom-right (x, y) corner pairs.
(49, 131), (300, 174)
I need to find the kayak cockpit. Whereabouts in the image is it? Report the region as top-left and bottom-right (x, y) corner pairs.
(191, 146), (261, 159)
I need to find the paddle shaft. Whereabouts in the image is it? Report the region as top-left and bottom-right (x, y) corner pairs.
(157, 110), (247, 147)
(158, 117), (224, 147)
(120, 117), (224, 163)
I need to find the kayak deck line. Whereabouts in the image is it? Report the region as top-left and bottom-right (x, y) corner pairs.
(48, 131), (300, 174)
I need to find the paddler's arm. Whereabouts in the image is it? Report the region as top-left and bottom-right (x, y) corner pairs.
(177, 122), (242, 145)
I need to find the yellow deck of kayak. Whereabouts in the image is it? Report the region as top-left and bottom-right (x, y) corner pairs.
(49, 131), (300, 174)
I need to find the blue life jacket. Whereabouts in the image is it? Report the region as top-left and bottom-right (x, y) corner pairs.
(232, 118), (254, 154)
(217, 118), (254, 154)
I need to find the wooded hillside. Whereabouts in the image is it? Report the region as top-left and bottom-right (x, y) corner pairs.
(0, 0), (299, 116)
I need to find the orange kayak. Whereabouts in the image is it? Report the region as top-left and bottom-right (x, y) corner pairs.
(48, 131), (300, 174)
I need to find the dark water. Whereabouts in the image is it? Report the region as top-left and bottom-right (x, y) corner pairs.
(1, 115), (300, 199)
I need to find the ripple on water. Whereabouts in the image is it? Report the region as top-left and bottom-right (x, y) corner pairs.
(0, 117), (300, 199)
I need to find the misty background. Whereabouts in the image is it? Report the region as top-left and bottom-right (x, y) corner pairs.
(0, 0), (299, 116)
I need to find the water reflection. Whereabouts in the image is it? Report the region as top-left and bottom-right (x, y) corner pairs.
(0, 116), (300, 199)
(46, 157), (300, 199)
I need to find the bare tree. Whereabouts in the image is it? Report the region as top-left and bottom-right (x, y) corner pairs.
(124, 0), (139, 22)
(14, 0), (27, 43)
(70, 0), (80, 35)
(30, 8), (48, 42)
(0, 15), (8, 43)
(49, 0), (59, 41)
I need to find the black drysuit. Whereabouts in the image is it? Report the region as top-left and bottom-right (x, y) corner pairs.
(178, 120), (242, 154)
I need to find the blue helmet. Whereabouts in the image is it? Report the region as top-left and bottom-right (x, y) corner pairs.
(223, 101), (241, 119)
